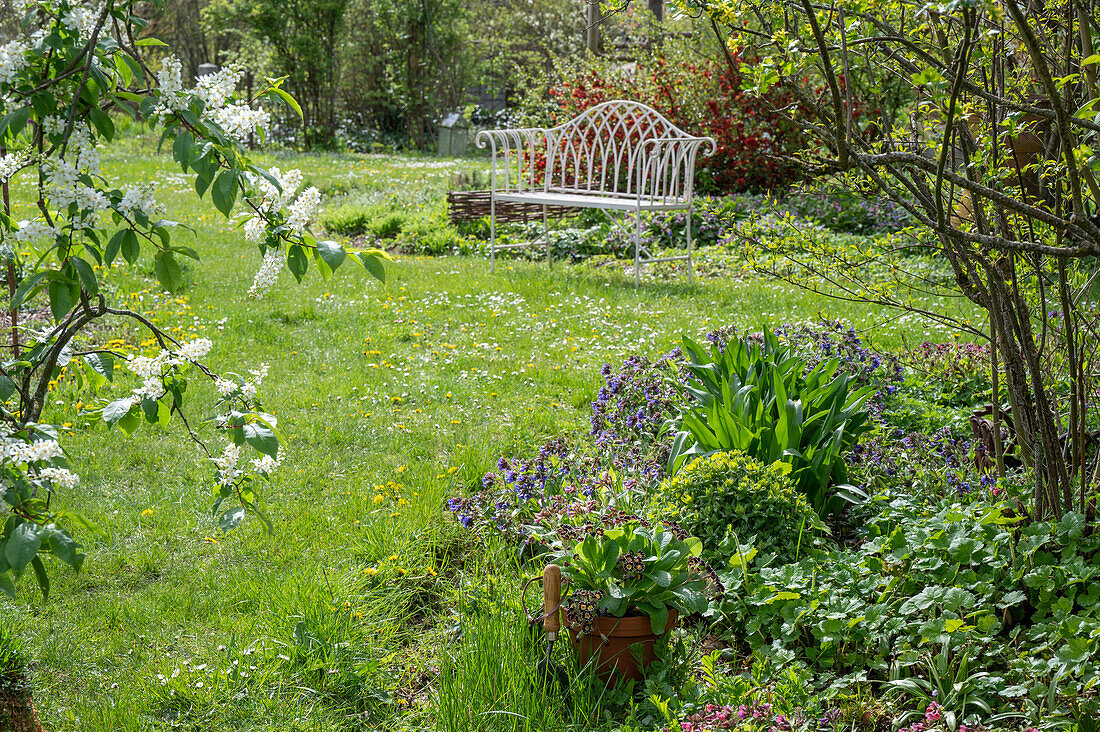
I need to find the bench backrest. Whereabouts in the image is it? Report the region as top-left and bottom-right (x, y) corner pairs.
(545, 100), (704, 202)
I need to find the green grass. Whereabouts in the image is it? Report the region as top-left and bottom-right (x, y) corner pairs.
(0, 135), (979, 730)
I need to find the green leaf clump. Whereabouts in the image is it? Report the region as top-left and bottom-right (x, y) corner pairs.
(657, 449), (825, 563)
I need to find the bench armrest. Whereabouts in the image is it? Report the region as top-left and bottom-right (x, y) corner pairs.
(639, 136), (718, 158)
(635, 136), (718, 203)
(475, 128), (550, 154)
(476, 128), (551, 194)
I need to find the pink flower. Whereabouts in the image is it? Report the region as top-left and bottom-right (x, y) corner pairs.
(925, 702), (943, 723)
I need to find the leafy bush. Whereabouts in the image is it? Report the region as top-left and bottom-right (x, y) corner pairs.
(370, 212), (406, 240)
(714, 493), (1100, 723)
(668, 330), (876, 516)
(520, 40), (808, 193)
(318, 203), (374, 236)
(786, 186), (912, 235)
(657, 451), (823, 563)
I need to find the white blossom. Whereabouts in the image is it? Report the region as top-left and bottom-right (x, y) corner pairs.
(286, 187), (320, 233)
(4, 438), (63, 465)
(0, 39), (29, 86)
(210, 104), (270, 145)
(62, 4), (102, 44)
(247, 249), (281, 298)
(0, 151), (26, 182)
(154, 56), (187, 116)
(243, 215), (265, 243)
(245, 167), (302, 214)
(251, 449), (283, 476)
(39, 466), (79, 489)
(177, 338), (212, 362)
(127, 353), (168, 399)
(12, 219), (57, 243)
(120, 183), (166, 220)
(212, 442), (242, 486)
(215, 378), (238, 397)
(194, 64), (243, 110)
(41, 115), (66, 138)
(240, 364), (269, 400)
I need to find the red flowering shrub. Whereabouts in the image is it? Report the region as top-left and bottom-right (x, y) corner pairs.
(530, 48), (808, 194)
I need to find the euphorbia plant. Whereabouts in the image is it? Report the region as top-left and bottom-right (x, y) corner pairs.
(0, 0), (386, 599)
(555, 522), (710, 635)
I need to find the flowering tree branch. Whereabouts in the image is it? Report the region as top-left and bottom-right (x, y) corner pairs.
(0, 0), (388, 599)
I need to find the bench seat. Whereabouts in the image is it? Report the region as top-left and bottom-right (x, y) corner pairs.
(495, 190), (691, 212)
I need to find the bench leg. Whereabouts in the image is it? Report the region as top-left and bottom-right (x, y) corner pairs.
(490, 196), (497, 275)
(634, 208), (642, 288)
(687, 202), (694, 284)
(544, 204), (551, 271)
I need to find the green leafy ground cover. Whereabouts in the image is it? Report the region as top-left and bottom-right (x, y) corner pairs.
(0, 140), (969, 730)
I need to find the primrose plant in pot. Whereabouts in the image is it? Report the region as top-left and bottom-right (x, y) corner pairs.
(553, 522), (709, 681)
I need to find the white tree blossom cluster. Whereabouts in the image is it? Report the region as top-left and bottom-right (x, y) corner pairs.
(0, 425), (79, 492)
(153, 55), (188, 116)
(119, 183), (167, 220)
(286, 186), (321, 234)
(155, 56), (270, 145)
(239, 167), (321, 298)
(193, 62), (271, 144)
(125, 338), (213, 401)
(247, 249), (282, 298)
(214, 363), (269, 402)
(12, 219), (58, 244)
(212, 441), (284, 487)
(210, 362), (281, 487)
(0, 38), (31, 86)
(61, 3), (102, 44)
(245, 168), (303, 218)
(0, 151), (26, 184)
(212, 442), (243, 487)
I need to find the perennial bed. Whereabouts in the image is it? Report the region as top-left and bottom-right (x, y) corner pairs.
(445, 320), (1098, 731)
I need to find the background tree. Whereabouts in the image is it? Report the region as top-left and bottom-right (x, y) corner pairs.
(339, 0), (475, 148)
(204, 0), (347, 149)
(142, 0), (221, 81)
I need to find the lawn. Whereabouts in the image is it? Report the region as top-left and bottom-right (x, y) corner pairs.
(0, 138), (974, 730)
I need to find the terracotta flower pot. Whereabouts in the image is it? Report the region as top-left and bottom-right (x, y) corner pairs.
(564, 609), (679, 682)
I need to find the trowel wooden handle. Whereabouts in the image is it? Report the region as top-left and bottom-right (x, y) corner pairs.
(543, 564), (561, 635)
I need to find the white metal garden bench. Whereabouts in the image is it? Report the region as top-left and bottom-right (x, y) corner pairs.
(475, 100), (716, 286)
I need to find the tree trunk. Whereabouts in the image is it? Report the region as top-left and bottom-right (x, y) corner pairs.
(0, 686), (44, 732)
(586, 0), (600, 55)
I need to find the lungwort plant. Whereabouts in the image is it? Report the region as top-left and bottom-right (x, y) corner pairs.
(554, 523), (710, 635)
(666, 330), (875, 515)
